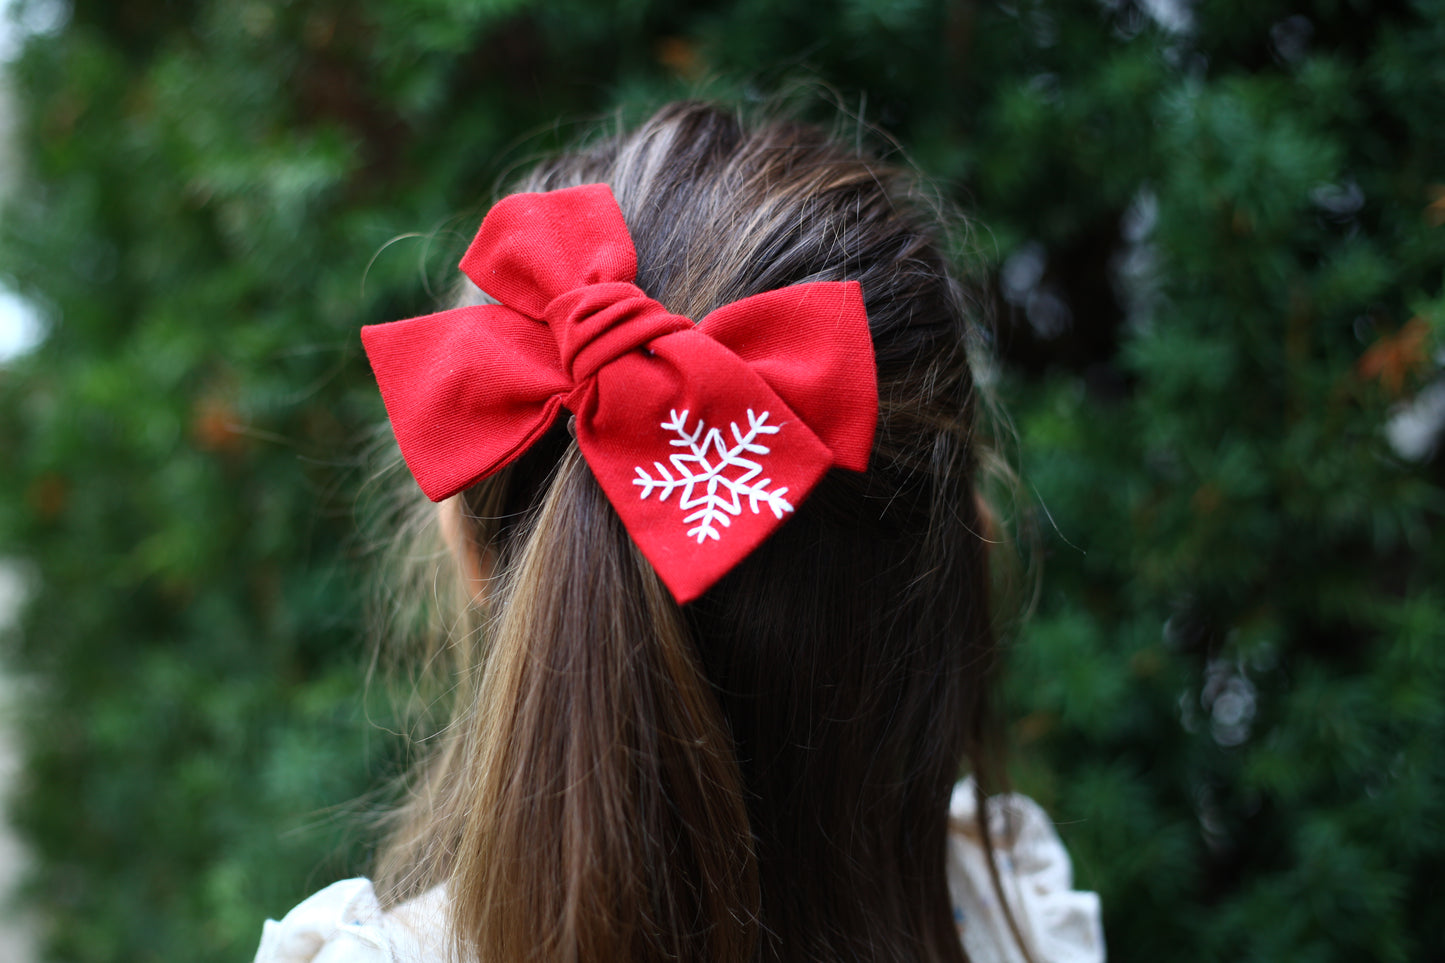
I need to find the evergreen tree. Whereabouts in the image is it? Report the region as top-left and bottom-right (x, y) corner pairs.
(0, 1), (1439, 960)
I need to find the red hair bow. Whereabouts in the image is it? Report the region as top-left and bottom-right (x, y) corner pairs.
(362, 184), (877, 603)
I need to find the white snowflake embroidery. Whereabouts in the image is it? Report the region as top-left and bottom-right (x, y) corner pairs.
(632, 408), (795, 543)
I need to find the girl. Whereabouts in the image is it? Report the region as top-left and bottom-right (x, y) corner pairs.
(254, 101), (1102, 963)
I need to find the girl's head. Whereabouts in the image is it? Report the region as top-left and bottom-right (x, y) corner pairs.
(376, 101), (1003, 963)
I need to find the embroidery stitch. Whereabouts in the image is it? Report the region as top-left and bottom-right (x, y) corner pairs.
(633, 409), (795, 543)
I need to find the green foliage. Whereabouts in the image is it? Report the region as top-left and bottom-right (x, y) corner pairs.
(0, 0), (1440, 960)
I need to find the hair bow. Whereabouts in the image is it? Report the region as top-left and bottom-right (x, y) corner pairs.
(362, 184), (877, 603)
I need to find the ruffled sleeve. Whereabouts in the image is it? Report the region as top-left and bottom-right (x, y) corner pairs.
(253, 878), (449, 963)
(946, 780), (1105, 963)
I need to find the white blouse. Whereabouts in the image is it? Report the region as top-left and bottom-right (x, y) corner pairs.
(254, 781), (1104, 963)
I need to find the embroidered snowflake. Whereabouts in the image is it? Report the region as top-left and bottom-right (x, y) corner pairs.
(632, 408), (795, 543)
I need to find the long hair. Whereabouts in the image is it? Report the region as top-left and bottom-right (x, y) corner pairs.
(374, 101), (1007, 963)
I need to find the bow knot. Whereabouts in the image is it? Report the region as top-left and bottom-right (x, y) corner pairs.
(544, 281), (693, 386)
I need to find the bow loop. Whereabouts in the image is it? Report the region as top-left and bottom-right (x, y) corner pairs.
(544, 282), (693, 385)
(459, 183), (637, 317)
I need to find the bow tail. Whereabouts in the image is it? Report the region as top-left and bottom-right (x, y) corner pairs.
(573, 331), (837, 603)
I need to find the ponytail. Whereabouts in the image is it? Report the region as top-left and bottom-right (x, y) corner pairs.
(423, 448), (759, 961)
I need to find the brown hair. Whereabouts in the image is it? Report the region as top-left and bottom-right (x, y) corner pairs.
(375, 101), (1009, 963)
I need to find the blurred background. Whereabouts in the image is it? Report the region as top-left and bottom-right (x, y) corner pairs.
(1, 0), (1442, 960)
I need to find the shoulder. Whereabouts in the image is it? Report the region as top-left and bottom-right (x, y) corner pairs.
(946, 779), (1106, 963)
(252, 878), (449, 963)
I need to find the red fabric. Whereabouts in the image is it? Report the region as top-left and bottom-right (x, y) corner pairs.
(362, 184), (877, 604)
